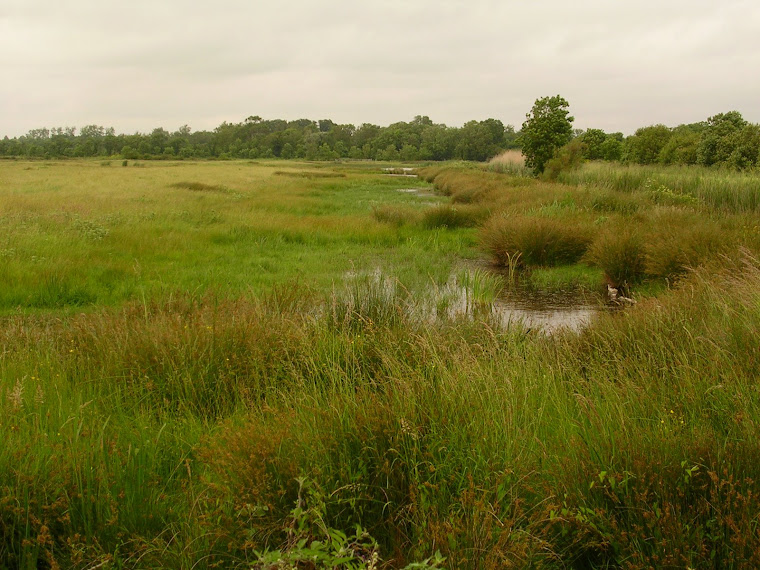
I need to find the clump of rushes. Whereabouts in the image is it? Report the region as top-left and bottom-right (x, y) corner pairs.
(415, 165), (443, 183)
(372, 204), (421, 227)
(168, 181), (230, 192)
(421, 204), (489, 229)
(480, 214), (592, 267)
(585, 227), (647, 287)
(457, 268), (504, 307)
(425, 168), (508, 204)
(644, 217), (728, 280)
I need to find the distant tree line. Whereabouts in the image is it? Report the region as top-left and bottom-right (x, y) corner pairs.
(2, 110), (758, 170)
(575, 110), (760, 170)
(0, 115), (518, 162)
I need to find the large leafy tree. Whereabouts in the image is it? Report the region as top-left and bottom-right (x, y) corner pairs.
(520, 95), (574, 173)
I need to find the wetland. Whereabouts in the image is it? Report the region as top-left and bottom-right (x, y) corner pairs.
(3, 158), (760, 568)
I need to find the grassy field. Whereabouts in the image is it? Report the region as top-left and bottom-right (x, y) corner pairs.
(0, 160), (474, 312)
(3, 159), (760, 568)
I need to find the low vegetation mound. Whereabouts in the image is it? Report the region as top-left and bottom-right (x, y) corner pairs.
(273, 170), (346, 179)
(169, 180), (230, 192)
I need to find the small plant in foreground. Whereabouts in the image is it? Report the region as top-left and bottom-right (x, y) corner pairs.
(253, 478), (445, 569)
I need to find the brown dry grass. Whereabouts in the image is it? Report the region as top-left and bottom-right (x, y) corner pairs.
(489, 150), (525, 166)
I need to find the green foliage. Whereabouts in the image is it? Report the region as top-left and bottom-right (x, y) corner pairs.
(120, 145), (139, 160)
(519, 95), (574, 174)
(697, 111), (748, 166)
(253, 478), (445, 569)
(598, 135), (624, 161)
(625, 124), (672, 164)
(543, 138), (587, 180)
(455, 118), (508, 161)
(1, 116), (517, 163)
(578, 128), (607, 160)
(658, 124), (702, 165)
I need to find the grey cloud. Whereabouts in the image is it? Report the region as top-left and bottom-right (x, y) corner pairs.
(1, 0), (759, 136)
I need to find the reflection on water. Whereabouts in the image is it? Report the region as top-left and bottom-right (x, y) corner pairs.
(444, 270), (606, 334)
(343, 266), (608, 335)
(396, 187), (436, 197)
(493, 287), (601, 333)
(383, 167), (416, 176)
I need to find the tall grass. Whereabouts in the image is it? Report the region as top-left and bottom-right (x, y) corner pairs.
(4, 258), (760, 566)
(585, 226), (647, 286)
(480, 214), (592, 267)
(421, 204), (489, 229)
(487, 149), (532, 177)
(4, 159), (760, 567)
(560, 162), (760, 212)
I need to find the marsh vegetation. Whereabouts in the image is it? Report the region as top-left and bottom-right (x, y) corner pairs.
(2, 158), (760, 568)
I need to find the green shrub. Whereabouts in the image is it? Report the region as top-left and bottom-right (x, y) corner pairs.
(645, 179), (700, 207)
(543, 139), (587, 181)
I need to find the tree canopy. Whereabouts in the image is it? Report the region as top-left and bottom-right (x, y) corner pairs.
(519, 95), (574, 173)
(0, 116), (518, 162)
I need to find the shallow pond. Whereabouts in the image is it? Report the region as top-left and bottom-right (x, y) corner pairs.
(491, 287), (602, 333)
(343, 266), (609, 335)
(443, 267), (608, 334)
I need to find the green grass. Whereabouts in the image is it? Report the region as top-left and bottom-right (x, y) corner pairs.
(0, 160), (471, 312)
(527, 263), (604, 291)
(3, 159), (760, 568)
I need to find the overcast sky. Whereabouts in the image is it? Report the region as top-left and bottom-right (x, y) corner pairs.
(1, 0), (758, 137)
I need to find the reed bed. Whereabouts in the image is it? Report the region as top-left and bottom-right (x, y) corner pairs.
(559, 162), (760, 213)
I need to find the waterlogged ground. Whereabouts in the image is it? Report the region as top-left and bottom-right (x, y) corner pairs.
(346, 264), (607, 334)
(0, 159), (607, 325)
(443, 267), (606, 333)
(493, 285), (602, 332)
